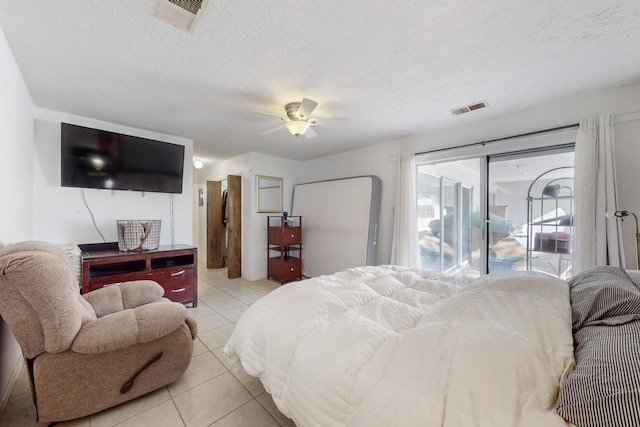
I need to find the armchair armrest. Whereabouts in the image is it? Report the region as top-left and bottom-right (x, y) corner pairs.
(83, 280), (165, 318)
(71, 301), (187, 354)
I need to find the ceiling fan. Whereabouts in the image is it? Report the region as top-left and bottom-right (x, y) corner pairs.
(255, 98), (348, 139)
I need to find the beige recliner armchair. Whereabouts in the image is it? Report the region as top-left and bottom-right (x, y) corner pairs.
(0, 241), (198, 423)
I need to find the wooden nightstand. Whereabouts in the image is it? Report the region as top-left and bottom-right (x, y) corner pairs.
(267, 216), (302, 284)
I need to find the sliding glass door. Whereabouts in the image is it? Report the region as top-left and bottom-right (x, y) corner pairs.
(416, 146), (574, 276)
(416, 158), (483, 274)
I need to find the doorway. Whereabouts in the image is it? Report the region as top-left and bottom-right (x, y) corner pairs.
(206, 175), (241, 278)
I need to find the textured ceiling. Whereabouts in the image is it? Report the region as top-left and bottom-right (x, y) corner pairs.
(1, 1), (640, 165)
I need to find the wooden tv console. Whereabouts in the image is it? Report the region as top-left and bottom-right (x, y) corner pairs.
(80, 242), (197, 307)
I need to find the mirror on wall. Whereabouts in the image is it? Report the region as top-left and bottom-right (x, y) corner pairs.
(256, 175), (283, 213)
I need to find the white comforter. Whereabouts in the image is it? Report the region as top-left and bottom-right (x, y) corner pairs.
(223, 266), (575, 427)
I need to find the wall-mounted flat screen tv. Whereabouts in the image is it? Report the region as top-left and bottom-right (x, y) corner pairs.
(61, 123), (185, 194)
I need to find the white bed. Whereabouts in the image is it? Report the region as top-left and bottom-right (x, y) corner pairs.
(224, 265), (579, 426)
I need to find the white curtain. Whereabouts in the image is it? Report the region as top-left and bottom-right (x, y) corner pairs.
(573, 114), (625, 272)
(391, 152), (421, 268)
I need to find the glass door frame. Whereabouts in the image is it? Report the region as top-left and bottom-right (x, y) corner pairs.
(416, 158), (489, 275)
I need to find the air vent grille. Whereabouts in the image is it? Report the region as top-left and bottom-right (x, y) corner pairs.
(156, 0), (209, 33)
(450, 101), (489, 115)
(169, 0), (202, 15)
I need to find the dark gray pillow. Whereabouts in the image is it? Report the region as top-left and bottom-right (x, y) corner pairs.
(555, 266), (640, 427)
(569, 266), (640, 329)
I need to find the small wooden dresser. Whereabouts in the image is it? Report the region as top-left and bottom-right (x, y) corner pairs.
(267, 216), (302, 284)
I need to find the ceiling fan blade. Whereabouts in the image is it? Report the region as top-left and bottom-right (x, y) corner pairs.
(309, 117), (349, 126)
(253, 110), (285, 120)
(304, 126), (318, 139)
(260, 125), (284, 135)
(297, 98), (318, 119)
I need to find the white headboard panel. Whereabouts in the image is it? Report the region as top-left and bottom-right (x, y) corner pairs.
(291, 176), (382, 277)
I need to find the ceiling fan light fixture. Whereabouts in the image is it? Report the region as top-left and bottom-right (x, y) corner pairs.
(284, 120), (310, 137)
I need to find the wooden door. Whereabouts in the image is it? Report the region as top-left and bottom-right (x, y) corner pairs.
(227, 175), (242, 278)
(206, 181), (223, 268)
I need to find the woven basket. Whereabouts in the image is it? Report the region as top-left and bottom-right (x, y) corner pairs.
(116, 220), (161, 251)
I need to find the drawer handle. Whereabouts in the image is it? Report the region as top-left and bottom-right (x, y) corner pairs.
(171, 270), (186, 276)
(290, 234), (295, 238)
(171, 287), (186, 293)
(290, 267), (294, 272)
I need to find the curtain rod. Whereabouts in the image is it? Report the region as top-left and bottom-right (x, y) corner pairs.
(417, 123), (579, 156)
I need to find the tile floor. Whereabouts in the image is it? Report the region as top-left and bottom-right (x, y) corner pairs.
(0, 267), (298, 427)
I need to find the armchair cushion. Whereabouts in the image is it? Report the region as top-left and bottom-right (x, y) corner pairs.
(0, 249), (83, 356)
(72, 301), (188, 353)
(78, 295), (97, 323)
(83, 280), (165, 318)
(0, 240), (74, 268)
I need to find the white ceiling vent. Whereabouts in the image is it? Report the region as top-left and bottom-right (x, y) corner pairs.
(450, 101), (489, 116)
(156, 0), (210, 33)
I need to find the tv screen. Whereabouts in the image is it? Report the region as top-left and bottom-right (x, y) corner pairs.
(61, 123), (185, 194)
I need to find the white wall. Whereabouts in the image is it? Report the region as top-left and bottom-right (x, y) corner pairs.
(32, 109), (194, 247)
(301, 81), (640, 268)
(0, 36), (33, 244)
(299, 144), (397, 267)
(195, 152), (301, 280)
(0, 26), (34, 413)
(247, 153), (302, 280)
(611, 115), (640, 268)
